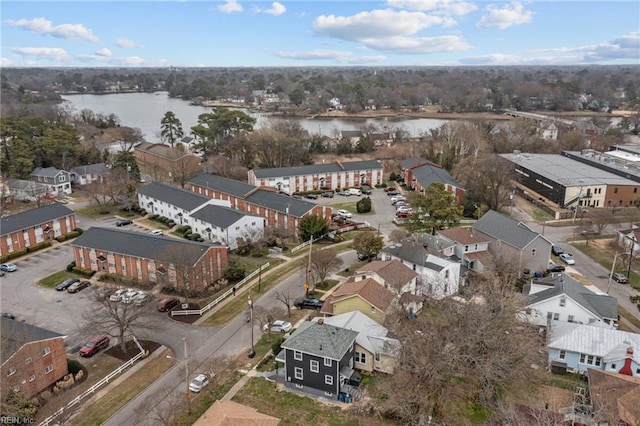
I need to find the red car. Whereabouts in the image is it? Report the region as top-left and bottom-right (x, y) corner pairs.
(157, 297), (180, 312)
(384, 186), (397, 192)
(396, 211), (410, 218)
(79, 335), (110, 357)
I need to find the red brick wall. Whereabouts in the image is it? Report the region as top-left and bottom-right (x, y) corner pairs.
(0, 214), (76, 257)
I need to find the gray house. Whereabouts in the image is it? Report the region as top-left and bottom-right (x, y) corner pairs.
(70, 163), (108, 186)
(277, 320), (358, 400)
(473, 210), (552, 276)
(29, 167), (72, 195)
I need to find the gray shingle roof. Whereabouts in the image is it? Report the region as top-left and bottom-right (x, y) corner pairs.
(1, 317), (65, 360)
(401, 157), (427, 169)
(528, 273), (617, 320)
(473, 210), (541, 249)
(410, 163), (460, 188)
(191, 205), (257, 229)
(245, 190), (315, 217)
(250, 160), (382, 179)
(281, 321), (358, 360)
(1, 203), (74, 236)
(189, 173), (256, 197)
(383, 242), (428, 266)
(30, 167), (66, 178)
(71, 163), (108, 176)
(138, 182), (209, 211)
(71, 227), (222, 265)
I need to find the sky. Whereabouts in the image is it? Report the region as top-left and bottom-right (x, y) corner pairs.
(1, 1), (639, 68)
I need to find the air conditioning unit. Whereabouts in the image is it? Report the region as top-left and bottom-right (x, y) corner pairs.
(287, 376), (291, 382)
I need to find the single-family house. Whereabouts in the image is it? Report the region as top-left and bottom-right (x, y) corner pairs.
(319, 278), (395, 324)
(353, 259), (418, 295)
(5, 179), (52, 202)
(615, 227), (640, 256)
(310, 311), (400, 374)
(29, 167), (72, 195)
(473, 209), (552, 276)
(0, 203), (77, 257)
(1, 318), (68, 399)
(70, 163), (108, 186)
(436, 227), (492, 273)
(547, 322), (640, 376)
(276, 320), (358, 400)
(71, 227), (228, 291)
(521, 273), (618, 329)
(382, 242), (460, 299)
(400, 158), (465, 204)
(587, 369), (640, 426)
(192, 400), (281, 426)
(538, 121), (559, 140)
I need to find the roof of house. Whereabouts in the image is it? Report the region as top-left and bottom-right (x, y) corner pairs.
(1, 317), (65, 361)
(189, 173), (256, 198)
(330, 278), (395, 312)
(527, 273), (617, 320)
(548, 322), (640, 364)
(355, 260), (418, 287)
(341, 130), (363, 138)
(138, 182), (209, 211)
(135, 142), (196, 161)
(473, 209), (546, 249)
(587, 369), (640, 426)
(1, 203), (74, 236)
(71, 227), (224, 266)
(438, 227), (490, 245)
(245, 190), (315, 217)
(7, 178), (49, 192)
(383, 242), (455, 272)
(71, 163), (108, 176)
(280, 321), (358, 360)
(191, 204), (258, 229)
(250, 160), (382, 179)
(30, 167), (67, 178)
(192, 400), (280, 426)
(400, 157), (429, 169)
(409, 162), (460, 188)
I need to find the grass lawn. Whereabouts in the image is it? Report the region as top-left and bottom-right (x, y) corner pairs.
(37, 270), (81, 288)
(337, 260), (369, 277)
(74, 203), (118, 219)
(138, 218), (171, 230)
(618, 305), (640, 329)
(315, 279), (340, 292)
(72, 348), (174, 426)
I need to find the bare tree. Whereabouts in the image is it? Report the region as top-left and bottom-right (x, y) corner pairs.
(587, 208), (614, 234)
(389, 229), (411, 244)
(252, 305), (283, 342)
(309, 249), (343, 289)
(273, 289), (296, 318)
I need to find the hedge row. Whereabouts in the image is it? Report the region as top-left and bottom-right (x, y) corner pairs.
(148, 214), (176, 228)
(72, 267), (95, 277)
(55, 231), (80, 242)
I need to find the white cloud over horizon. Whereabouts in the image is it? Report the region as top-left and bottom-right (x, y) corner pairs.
(12, 47), (69, 62)
(476, 2), (533, 30)
(217, 0), (243, 14)
(6, 17), (99, 42)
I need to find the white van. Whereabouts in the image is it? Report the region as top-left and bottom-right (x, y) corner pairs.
(347, 188), (362, 196)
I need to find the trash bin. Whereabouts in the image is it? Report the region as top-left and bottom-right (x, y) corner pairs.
(339, 394), (345, 402)
(346, 395), (351, 403)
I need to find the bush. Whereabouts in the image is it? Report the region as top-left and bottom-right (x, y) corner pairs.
(26, 241), (52, 253)
(5, 248), (28, 261)
(190, 233), (201, 240)
(389, 172), (398, 181)
(72, 267), (95, 277)
(73, 227), (84, 234)
(150, 214), (159, 220)
(271, 335), (284, 356)
(223, 263), (246, 281)
(67, 359), (82, 375)
(66, 261), (76, 272)
(356, 196), (372, 213)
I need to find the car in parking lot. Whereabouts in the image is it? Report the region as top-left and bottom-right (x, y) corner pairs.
(121, 289), (140, 304)
(386, 190), (399, 196)
(322, 191), (334, 198)
(67, 280), (91, 293)
(0, 263), (17, 272)
(547, 263), (566, 273)
(56, 278), (80, 291)
(336, 209), (352, 218)
(109, 288), (127, 302)
(294, 297), (324, 310)
(263, 320), (293, 333)
(611, 272), (629, 284)
(1, 312), (16, 320)
(559, 253), (575, 265)
(133, 293), (150, 305)
(157, 297), (180, 312)
(149, 229), (164, 236)
(79, 334), (110, 357)
(396, 210), (410, 218)
(551, 245), (564, 256)
(361, 188), (372, 195)
(189, 374), (210, 393)
(116, 219), (133, 227)
(384, 186), (397, 192)
(338, 191), (351, 196)
(305, 193), (319, 199)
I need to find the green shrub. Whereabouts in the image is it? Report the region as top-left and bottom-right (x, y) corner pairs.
(196, 237), (204, 242)
(271, 335), (284, 355)
(26, 241), (52, 253)
(74, 227), (84, 234)
(223, 263), (246, 281)
(191, 233), (201, 240)
(389, 172), (398, 181)
(66, 261), (76, 272)
(150, 214), (159, 220)
(72, 267), (95, 277)
(67, 359), (82, 375)
(6, 249), (28, 260)
(356, 196), (372, 213)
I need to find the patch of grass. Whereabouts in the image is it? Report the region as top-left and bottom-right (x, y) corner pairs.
(328, 202), (357, 213)
(337, 260), (369, 277)
(37, 270), (79, 288)
(74, 203), (117, 219)
(618, 305), (640, 330)
(72, 349), (174, 426)
(531, 208), (553, 222)
(138, 218), (170, 230)
(315, 279), (340, 291)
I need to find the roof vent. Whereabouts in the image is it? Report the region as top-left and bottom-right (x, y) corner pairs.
(319, 344), (323, 351)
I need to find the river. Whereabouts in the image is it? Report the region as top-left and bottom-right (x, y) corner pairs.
(60, 92), (451, 143)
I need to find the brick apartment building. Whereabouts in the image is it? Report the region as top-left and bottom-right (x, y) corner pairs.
(1, 203), (77, 257)
(400, 157), (465, 205)
(134, 142), (202, 184)
(71, 227), (228, 290)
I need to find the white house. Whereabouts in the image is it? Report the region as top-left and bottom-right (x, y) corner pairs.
(521, 273), (618, 329)
(436, 227), (492, 273)
(353, 259), (418, 295)
(382, 242), (460, 299)
(547, 322), (640, 377)
(29, 167), (72, 195)
(70, 163), (108, 186)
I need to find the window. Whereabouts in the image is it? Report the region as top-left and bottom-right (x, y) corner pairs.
(294, 367), (303, 380)
(29, 375), (35, 382)
(553, 313), (559, 321)
(324, 358), (332, 367)
(531, 248), (537, 256)
(465, 245), (469, 252)
(25, 357), (32, 364)
(45, 365), (54, 374)
(611, 364), (617, 370)
(568, 315), (574, 323)
(355, 352), (367, 364)
(42, 347), (50, 356)
(12, 385), (20, 392)
(310, 360), (319, 373)
(614, 187), (618, 194)
(580, 353), (586, 363)
(7, 367), (16, 377)
(325, 375), (334, 385)
(560, 297), (566, 307)
(375, 353), (381, 362)
(294, 351), (302, 361)
(59, 174), (66, 182)
(595, 357), (602, 367)
(559, 350), (566, 360)
(547, 312), (552, 320)
(587, 355), (594, 365)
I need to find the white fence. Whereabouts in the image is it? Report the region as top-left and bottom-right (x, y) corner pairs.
(39, 337), (146, 426)
(171, 262), (270, 317)
(290, 222), (372, 254)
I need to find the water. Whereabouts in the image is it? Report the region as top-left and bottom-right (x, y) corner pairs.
(60, 92), (451, 143)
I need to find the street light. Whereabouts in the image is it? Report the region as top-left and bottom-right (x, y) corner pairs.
(165, 337), (191, 414)
(247, 294), (255, 358)
(607, 252), (630, 294)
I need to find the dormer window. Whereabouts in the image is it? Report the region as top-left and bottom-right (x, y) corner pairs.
(560, 297), (566, 307)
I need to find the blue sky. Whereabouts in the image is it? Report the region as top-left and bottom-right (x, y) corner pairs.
(1, 1), (638, 67)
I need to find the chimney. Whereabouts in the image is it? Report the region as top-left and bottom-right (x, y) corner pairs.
(318, 318), (324, 325)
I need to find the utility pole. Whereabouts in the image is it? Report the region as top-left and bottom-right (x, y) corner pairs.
(247, 294), (255, 358)
(304, 237), (312, 297)
(183, 337), (191, 415)
(627, 234), (635, 279)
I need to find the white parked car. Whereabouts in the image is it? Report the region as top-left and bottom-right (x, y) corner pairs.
(336, 209), (352, 218)
(263, 320), (293, 334)
(559, 253), (575, 265)
(133, 293), (149, 306)
(121, 289), (139, 304)
(109, 289), (127, 302)
(189, 374), (210, 393)
(149, 229), (163, 236)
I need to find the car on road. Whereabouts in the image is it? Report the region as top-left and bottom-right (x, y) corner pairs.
(263, 320), (293, 333)
(305, 193), (319, 199)
(1, 312), (16, 320)
(338, 191), (351, 196)
(56, 278), (80, 291)
(67, 280), (91, 293)
(322, 191), (334, 198)
(547, 263), (566, 273)
(79, 334), (110, 357)
(611, 272), (629, 284)
(149, 229), (164, 236)
(157, 297), (180, 312)
(294, 297), (324, 310)
(559, 253), (575, 265)
(384, 186), (397, 192)
(0, 263), (17, 272)
(357, 252), (376, 261)
(189, 374), (210, 393)
(551, 245), (564, 256)
(116, 219), (133, 227)
(336, 209), (352, 218)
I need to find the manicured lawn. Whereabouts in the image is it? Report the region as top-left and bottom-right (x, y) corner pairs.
(328, 201), (375, 215)
(37, 270), (80, 288)
(74, 203), (118, 219)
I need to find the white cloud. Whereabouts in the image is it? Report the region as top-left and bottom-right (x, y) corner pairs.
(95, 48), (112, 57)
(0, 58), (14, 66)
(6, 17), (99, 42)
(274, 49), (386, 64)
(115, 38), (137, 48)
(12, 47), (68, 61)
(582, 32), (640, 62)
(217, 0), (243, 14)
(363, 35), (471, 53)
(76, 52), (145, 66)
(386, 0), (477, 16)
(476, 2), (533, 30)
(262, 2), (286, 16)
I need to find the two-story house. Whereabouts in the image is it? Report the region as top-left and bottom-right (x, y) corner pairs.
(70, 163), (108, 186)
(1, 318), (68, 399)
(400, 157), (465, 205)
(0, 204), (77, 257)
(436, 227), (492, 273)
(353, 259), (418, 295)
(521, 273), (618, 329)
(547, 322), (640, 376)
(276, 320), (358, 400)
(319, 278), (396, 324)
(29, 167), (72, 195)
(473, 209), (552, 276)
